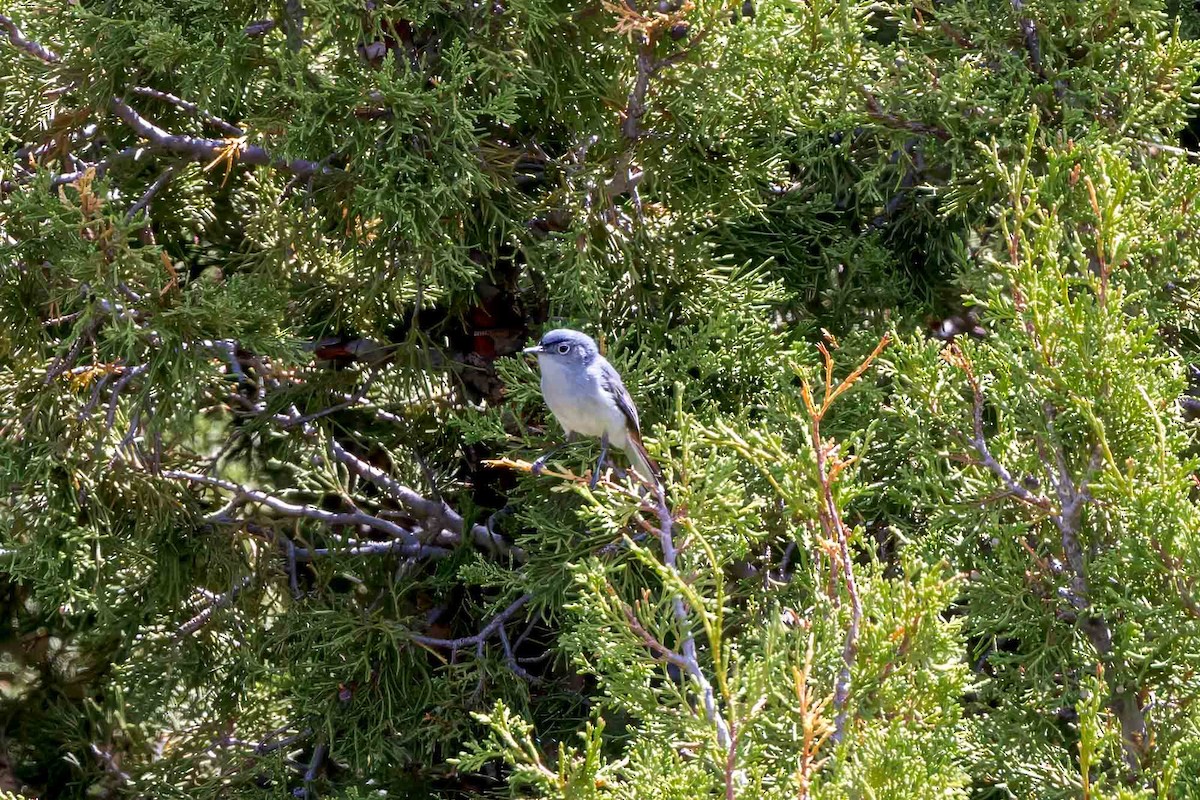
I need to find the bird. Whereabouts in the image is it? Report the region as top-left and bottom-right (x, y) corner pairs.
(522, 329), (660, 489)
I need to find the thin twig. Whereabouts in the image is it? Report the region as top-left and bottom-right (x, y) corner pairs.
(176, 575), (254, 639)
(409, 594), (532, 651)
(89, 744), (130, 783)
(164, 470), (431, 551)
(132, 86), (244, 136)
(863, 93), (951, 141)
(292, 538), (449, 561)
(281, 369), (383, 429)
(126, 164), (178, 220)
(497, 624), (540, 683)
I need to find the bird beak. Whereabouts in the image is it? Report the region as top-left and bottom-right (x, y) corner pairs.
(522, 345), (543, 355)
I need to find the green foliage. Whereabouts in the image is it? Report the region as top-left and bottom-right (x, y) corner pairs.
(3, 0), (1200, 796)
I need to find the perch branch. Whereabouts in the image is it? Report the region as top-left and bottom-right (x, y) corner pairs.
(649, 483), (733, 752)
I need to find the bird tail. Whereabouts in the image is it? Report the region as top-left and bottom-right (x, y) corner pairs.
(626, 432), (663, 488)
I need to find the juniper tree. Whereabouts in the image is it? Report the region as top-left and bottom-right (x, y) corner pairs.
(2, 0), (1200, 797)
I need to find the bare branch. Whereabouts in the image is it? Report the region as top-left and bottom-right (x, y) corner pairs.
(283, 0), (306, 52)
(126, 164), (178, 221)
(497, 624), (540, 683)
(242, 20), (276, 37)
(0, 14), (60, 62)
(621, 601), (693, 671)
(281, 370), (383, 429)
(292, 538), (449, 561)
(48, 147), (142, 187)
(301, 742), (326, 798)
(176, 575), (254, 639)
(132, 86), (245, 137)
(410, 594), (532, 652)
(253, 728), (311, 756)
(111, 97), (342, 181)
(1010, 0), (1043, 79)
(622, 36), (657, 141)
(164, 469), (440, 556)
(330, 438), (525, 561)
(966, 375), (1054, 511)
(101, 364), (149, 444)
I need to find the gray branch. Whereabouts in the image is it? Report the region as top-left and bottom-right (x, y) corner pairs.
(968, 386), (1145, 771)
(164, 470), (434, 554)
(111, 97), (341, 181)
(648, 485), (732, 751)
(0, 14), (60, 62)
(131, 86), (245, 137)
(126, 164), (178, 220)
(410, 593), (530, 649)
(176, 575), (254, 639)
(330, 438), (525, 561)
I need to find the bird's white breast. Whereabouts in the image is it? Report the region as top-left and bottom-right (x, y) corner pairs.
(538, 356), (630, 447)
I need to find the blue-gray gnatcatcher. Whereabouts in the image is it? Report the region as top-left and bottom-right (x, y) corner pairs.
(523, 329), (660, 489)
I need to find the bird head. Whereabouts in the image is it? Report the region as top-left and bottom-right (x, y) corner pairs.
(522, 328), (599, 365)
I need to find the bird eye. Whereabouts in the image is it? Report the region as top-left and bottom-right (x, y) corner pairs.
(556, 343), (571, 355)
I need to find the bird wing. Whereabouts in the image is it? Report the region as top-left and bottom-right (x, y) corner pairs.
(599, 360), (641, 434)
(600, 358), (661, 485)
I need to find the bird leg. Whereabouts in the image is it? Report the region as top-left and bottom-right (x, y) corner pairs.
(532, 431), (577, 476)
(589, 433), (609, 489)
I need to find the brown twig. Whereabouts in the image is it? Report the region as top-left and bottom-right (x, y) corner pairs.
(799, 333), (889, 743)
(863, 93), (951, 141)
(794, 633), (833, 799)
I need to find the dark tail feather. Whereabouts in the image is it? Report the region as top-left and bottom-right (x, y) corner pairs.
(626, 432), (662, 488)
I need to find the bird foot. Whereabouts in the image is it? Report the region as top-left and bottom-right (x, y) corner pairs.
(531, 458), (547, 476)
